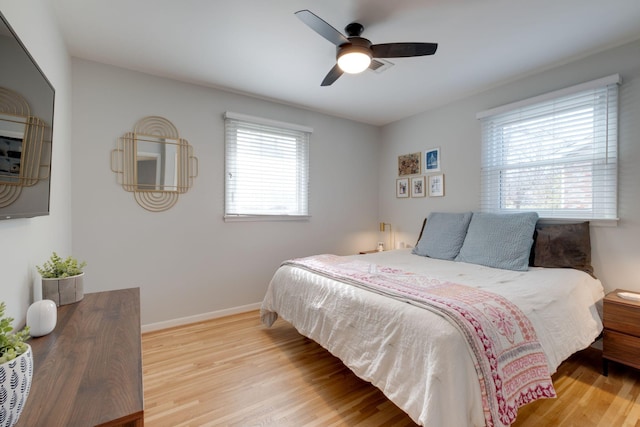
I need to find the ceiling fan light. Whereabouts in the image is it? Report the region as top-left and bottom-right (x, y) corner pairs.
(337, 47), (372, 74)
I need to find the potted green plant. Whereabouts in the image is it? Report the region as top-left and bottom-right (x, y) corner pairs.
(0, 302), (32, 427)
(36, 252), (87, 307)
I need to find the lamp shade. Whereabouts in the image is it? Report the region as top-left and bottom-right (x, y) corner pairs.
(337, 46), (372, 74)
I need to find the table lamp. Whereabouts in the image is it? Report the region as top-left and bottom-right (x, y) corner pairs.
(379, 222), (392, 251)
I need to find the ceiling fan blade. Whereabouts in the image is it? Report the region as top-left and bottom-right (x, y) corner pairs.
(321, 64), (344, 86)
(371, 42), (438, 58)
(295, 10), (349, 46)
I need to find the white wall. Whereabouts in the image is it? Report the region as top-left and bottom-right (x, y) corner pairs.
(70, 59), (380, 327)
(0, 2), (73, 325)
(380, 38), (640, 294)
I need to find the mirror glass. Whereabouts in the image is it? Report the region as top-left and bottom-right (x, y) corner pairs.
(135, 136), (179, 191)
(0, 113), (26, 184)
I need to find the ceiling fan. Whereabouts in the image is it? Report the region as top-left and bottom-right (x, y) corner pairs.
(295, 9), (438, 86)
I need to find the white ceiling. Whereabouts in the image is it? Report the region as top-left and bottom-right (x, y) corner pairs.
(52, 0), (640, 126)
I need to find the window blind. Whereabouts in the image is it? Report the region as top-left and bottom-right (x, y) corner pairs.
(224, 112), (311, 219)
(477, 75), (619, 220)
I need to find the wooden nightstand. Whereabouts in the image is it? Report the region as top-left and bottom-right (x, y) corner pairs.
(602, 289), (640, 376)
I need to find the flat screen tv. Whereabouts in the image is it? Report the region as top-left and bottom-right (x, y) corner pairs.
(0, 11), (54, 219)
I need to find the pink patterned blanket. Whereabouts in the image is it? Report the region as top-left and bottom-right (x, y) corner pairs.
(284, 254), (556, 427)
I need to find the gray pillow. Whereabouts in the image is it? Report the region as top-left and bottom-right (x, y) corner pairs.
(455, 212), (539, 271)
(412, 212), (473, 260)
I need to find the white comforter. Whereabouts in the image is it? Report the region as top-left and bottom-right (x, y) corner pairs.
(260, 249), (604, 426)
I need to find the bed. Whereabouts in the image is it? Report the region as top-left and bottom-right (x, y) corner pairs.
(260, 212), (604, 426)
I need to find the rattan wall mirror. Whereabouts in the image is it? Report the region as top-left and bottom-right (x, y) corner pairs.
(111, 116), (198, 212)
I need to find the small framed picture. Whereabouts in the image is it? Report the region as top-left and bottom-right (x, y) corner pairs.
(411, 176), (426, 198)
(398, 152), (421, 176)
(428, 174), (444, 197)
(396, 178), (409, 198)
(424, 148), (441, 173)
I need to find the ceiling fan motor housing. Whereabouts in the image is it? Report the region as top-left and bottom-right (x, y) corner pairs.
(337, 37), (373, 55)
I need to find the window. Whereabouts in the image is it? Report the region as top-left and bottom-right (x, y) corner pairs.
(477, 74), (620, 221)
(224, 112), (311, 220)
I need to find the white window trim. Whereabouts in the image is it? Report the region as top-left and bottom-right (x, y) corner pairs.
(476, 74), (621, 119)
(223, 111), (313, 134)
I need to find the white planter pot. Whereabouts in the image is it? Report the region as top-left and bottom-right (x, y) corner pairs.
(42, 273), (84, 307)
(0, 344), (33, 427)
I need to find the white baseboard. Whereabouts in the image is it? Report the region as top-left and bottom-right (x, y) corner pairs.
(141, 302), (263, 333)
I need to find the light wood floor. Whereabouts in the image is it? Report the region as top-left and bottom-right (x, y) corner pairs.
(142, 310), (640, 426)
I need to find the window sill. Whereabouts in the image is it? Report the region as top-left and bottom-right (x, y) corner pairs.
(224, 214), (311, 223)
(537, 217), (619, 227)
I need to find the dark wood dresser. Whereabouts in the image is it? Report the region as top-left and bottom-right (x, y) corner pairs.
(17, 288), (144, 426)
(602, 289), (640, 376)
